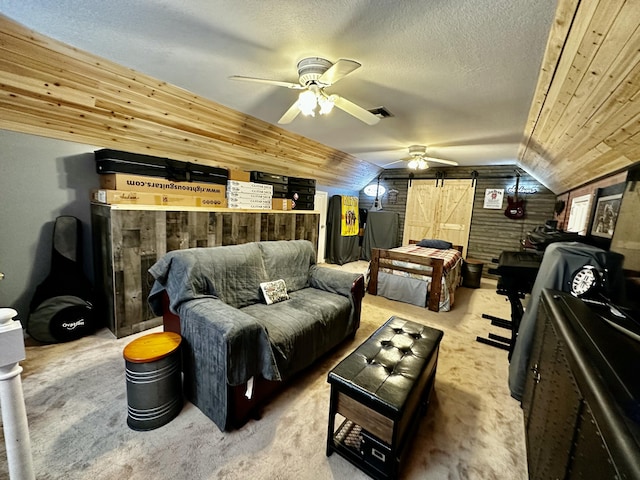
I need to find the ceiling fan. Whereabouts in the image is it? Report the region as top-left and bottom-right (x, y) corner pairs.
(230, 57), (380, 125)
(383, 145), (459, 170)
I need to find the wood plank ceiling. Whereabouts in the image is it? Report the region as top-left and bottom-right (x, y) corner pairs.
(1, 0), (639, 195)
(519, 0), (640, 194)
(0, 15), (380, 192)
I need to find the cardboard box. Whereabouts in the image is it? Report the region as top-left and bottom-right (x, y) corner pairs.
(227, 191), (272, 201)
(228, 170), (251, 182)
(227, 180), (273, 195)
(99, 173), (226, 199)
(227, 202), (271, 210)
(91, 189), (226, 208)
(272, 198), (294, 211)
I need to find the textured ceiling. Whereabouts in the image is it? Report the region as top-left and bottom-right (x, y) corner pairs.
(0, 0), (557, 173)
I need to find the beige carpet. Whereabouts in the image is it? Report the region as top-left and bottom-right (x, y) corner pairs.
(1, 264), (527, 479)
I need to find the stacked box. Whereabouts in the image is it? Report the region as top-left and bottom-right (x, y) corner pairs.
(99, 173), (226, 200)
(227, 180), (273, 209)
(92, 189), (226, 207)
(271, 198), (294, 211)
(250, 171), (289, 198)
(288, 176), (316, 210)
(228, 170), (251, 182)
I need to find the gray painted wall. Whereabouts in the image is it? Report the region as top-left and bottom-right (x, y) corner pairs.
(0, 130), (100, 323)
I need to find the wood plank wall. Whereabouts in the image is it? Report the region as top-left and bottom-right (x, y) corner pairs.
(519, 0), (640, 194)
(91, 205), (319, 337)
(0, 15), (381, 191)
(359, 166), (556, 274)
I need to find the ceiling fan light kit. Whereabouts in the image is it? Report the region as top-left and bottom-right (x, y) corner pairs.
(381, 145), (460, 169)
(297, 86), (336, 117)
(297, 89), (319, 116)
(230, 57), (380, 125)
(408, 158), (429, 170)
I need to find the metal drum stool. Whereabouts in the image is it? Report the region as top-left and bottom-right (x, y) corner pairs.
(123, 331), (183, 431)
(462, 258), (484, 288)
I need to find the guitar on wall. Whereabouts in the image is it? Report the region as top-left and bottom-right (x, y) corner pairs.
(505, 171), (525, 219)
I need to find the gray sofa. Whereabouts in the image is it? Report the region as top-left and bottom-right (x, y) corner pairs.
(148, 240), (364, 431)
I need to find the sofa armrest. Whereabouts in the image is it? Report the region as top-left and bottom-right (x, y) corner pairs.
(175, 297), (281, 431)
(178, 297), (280, 386)
(351, 275), (365, 331)
(310, 267), (365, 332)
(309, 266), (362, 297)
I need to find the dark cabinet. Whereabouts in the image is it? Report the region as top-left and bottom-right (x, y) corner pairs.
(522, 290), (640, 480)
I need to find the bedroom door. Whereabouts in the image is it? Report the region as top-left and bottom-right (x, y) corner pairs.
(402, 179), (475, 255)
(314, 191), (329, 263)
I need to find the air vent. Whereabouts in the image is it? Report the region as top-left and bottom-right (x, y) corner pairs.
(367, 106), (394, 119)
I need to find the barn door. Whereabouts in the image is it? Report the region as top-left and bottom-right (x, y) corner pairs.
(403, 179), (475, 255)
(403, 180), (440, 241)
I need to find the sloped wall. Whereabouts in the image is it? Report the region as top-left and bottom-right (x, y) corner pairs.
(0, 15), (381, 192)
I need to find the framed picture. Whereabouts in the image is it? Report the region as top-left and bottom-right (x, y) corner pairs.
(590, 192), (622, 239)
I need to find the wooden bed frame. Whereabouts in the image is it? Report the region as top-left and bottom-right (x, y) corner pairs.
(367, 241), (463, 312)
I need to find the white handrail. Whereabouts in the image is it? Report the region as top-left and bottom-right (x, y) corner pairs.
(0, 308), (35, 480)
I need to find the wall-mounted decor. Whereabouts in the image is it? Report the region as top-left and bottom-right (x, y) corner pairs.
(340, 196), (359, 236)
(590, 193), (622, 239)
(566, 194), (591, 235)
(387, 188), (399, 204)
(483, 188), (504, 209)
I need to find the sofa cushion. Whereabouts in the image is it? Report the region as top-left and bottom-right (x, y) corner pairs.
(257, 240), (315, 293)
(241, 287), (354, 378)
(259, 279), (289, 305)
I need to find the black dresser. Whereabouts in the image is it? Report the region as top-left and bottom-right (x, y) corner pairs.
(522, 289), (640, 479)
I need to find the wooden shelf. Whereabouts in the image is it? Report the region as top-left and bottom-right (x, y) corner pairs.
(90, 201), (319, 214)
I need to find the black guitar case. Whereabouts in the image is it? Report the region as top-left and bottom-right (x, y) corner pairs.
(27, 216), (96, 343)
(95, 148), (228, 185)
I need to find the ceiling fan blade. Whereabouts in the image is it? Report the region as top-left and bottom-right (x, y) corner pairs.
(333, 95), (380, 125)
(318, 59), (361, 85)
(229, 75), (304, 89)
(423, 156), (459, 166)
(382, 160), (404, 168)
(278, 100), (302, 124)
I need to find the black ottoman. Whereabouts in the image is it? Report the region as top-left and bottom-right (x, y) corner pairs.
(326, 316), (443, 480)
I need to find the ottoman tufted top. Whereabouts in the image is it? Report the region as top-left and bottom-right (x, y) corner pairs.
(328, 316), (443, 417)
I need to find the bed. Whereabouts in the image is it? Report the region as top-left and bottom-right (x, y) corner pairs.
(367, 241), (464, 311)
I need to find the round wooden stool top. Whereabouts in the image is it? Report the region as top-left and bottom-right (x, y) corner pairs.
(123, 332), (181, 363)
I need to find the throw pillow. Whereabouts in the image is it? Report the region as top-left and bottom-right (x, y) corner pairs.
(260, 279), (289, 305)
(417, 239), (453, 250)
